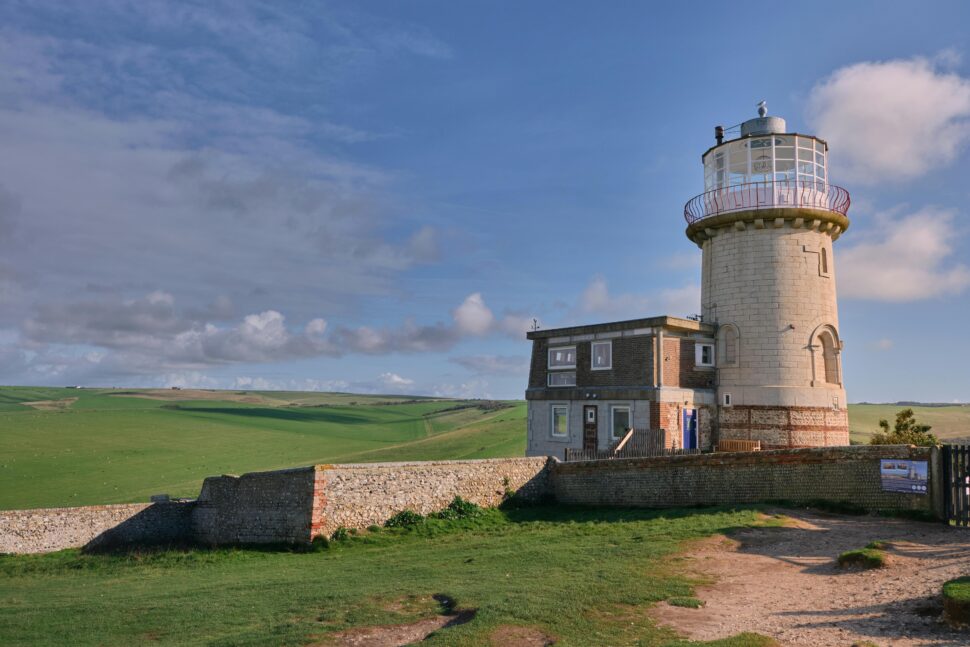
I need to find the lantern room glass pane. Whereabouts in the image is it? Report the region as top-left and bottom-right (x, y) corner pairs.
(798, 148), (814, 161)
(815, 140), (825, 153)
(775, 158), (795, 173)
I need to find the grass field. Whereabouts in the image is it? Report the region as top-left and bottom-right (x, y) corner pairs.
(848, 404), (970, 443)
(0, 504), (780, 646)
(0, 387), (526, 510)
(2, 385), (968, 511)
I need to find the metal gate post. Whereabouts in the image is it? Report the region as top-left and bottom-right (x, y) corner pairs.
(943, 445), (952, 525)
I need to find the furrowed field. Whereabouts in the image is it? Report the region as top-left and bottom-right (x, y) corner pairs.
(0, 387), (525, 510)
(1, 385), (967, 510)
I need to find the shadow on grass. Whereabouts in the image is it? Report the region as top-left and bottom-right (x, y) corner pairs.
(169, 405), (376, 426)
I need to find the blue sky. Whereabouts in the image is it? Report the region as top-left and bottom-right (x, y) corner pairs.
(0, 1), (968, 402)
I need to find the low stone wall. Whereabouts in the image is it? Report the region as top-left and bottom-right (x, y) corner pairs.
(2, 447), (943, 554)
(0, 502), (194, 554)
(192, 466), (318, 545)
(551, 445), (940, 516)
(312, 457), (551, 536)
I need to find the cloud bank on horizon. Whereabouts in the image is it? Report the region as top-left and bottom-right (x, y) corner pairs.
(0, 2), (968, 401)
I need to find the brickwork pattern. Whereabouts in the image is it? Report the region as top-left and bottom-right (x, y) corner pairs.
(663, 337), (714, 389)
(719, 405), (849, 448)
(529, 337), (654, 390)
(551, 445), (937, 515)
(0, 502), (193, 554)
(576, 336), (652, 387)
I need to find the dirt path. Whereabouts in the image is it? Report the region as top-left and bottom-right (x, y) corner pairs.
(652, 510), (970, 647)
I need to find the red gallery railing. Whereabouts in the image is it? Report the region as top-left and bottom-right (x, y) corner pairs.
(684, 180), (850, 226)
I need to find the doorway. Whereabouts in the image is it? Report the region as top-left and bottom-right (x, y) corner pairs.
(583, 405), (598, 452)
(682, 408), (698, 450)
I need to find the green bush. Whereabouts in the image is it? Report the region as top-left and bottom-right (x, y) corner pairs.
(366, 525), (381, 533)
(308, 536), (330, 551)
(869, 408), (938, 447)
(431, 496), (483, 521)
(330, 527), (350, 542)
(384, 510), (424, 528)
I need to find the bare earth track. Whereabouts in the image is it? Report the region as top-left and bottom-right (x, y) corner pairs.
(652, 510), (970, 646)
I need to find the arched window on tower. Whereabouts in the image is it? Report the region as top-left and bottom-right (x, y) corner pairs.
(818, 330), (839, 384)
(719, 324), (739, 366)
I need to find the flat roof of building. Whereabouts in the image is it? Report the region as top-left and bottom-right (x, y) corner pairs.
(526, 314), (714, 340)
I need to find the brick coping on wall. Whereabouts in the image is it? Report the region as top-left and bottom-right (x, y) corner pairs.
(552, 444), (930, 470)
(211, 456), (549, 479)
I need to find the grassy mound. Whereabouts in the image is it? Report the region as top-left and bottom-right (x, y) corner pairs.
(667, 596), (705, 608)
(943, 576), (970, 627)
(837, 543), (889, 570)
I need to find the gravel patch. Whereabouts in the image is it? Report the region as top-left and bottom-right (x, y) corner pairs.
(652, 510), (970, 646)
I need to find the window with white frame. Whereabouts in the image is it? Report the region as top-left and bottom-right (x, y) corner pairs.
(548, 372), (576, 387)
(611, 405), (631, 440)
(548, 346), (576, 369)
(591, 341), (612, 370)
(695, 343), (714, 367)
(551, 404), (569, 438)
(723, 393), (732, 406)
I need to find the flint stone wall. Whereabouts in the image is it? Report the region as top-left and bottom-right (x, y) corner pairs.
(552, 444), (940, 516)
(192, 466), (317, 545)
(0, 502), (193, 554)
(1, 447), (945, 554)
(312, 457), (551, 537)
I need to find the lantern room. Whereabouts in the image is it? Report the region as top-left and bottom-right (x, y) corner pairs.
(683, 103), (850, 235)
(703, 125), (828, 191)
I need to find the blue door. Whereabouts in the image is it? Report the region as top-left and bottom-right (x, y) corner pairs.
(682, 409), (697, 450)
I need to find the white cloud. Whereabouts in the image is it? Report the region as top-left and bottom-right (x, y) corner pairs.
(807, 56), (970, 183)
(577, 276), (700, 320)
(377, 372), (415, 388)
(579, 276), (649, 319)
(497, 313), (534, 338)
(838, 209), (970, 301)
(453, 292), (495, 336)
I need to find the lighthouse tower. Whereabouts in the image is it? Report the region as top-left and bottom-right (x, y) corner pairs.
(684, 104), (851, 448)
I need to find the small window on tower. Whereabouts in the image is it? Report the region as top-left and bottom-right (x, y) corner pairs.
(820, 247), (830, 277)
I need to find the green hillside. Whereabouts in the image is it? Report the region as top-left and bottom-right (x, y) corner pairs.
(848, 404), (970, 443)
(0, 387), (526, 510)
(3, 385), (968, 511)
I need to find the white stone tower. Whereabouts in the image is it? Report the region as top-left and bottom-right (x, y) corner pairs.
(684, 104), (850, 448)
